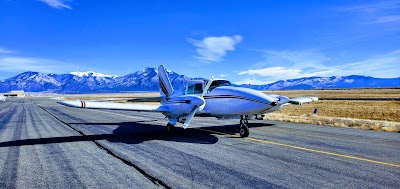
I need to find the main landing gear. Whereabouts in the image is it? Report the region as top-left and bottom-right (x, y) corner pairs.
(239, 117), (249, 138)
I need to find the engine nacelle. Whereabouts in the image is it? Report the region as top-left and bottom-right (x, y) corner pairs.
(167, 95), (205, 116)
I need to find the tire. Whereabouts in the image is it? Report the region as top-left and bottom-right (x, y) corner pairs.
(167, 123), (175, 133)
(239, 124), (249, 137)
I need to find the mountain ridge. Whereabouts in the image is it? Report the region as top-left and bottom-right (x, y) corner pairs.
(1, 68), (399, 93)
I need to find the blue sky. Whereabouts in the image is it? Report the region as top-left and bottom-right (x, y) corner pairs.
(0, 0), (399, 84)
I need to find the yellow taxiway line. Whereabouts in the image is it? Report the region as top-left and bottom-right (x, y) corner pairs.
(91, 109), (400, 168)
(245, 137), (400, 168)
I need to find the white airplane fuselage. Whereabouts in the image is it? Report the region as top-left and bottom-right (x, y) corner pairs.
(161, 86), (287, 120)
(202, 86), (283, 116)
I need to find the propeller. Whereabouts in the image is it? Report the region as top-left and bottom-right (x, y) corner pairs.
(183, 77), (214, 129)
(183, 105), (200, 128)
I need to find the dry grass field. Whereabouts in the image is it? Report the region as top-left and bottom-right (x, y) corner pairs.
(61, 89), (400, 132)
(273, 100), (400, 122)
(263, 89), (400, 132)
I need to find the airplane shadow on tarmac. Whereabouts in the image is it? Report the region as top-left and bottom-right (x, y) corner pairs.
(109, 121), (274, 145)
(0, 121), (275, 147)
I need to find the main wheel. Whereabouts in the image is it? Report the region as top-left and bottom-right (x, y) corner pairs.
(240, 118), (249, 125)
(167, 123), (175, 133)
(239, 124), (249, 138)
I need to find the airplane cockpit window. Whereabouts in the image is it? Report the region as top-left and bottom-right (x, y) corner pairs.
(187, 84), (194, 94)
(187, 83), (203, 94)
(207, 80), (232, 92)
(194, 83), (203, 94)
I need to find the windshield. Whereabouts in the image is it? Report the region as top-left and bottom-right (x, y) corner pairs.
(207, 80), (232, 92)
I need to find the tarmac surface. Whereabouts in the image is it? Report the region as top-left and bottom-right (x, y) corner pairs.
(0, 98), (399, 188)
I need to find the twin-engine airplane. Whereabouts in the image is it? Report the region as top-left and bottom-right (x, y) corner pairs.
(58, 65), (318, 137)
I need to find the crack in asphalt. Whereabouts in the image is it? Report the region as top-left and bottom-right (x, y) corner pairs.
(32, 101), (171, 189)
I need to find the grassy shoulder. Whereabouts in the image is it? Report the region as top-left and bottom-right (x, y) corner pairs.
(273, 100), (400, 122)
(265, 113), (400, 133)
(265, 100), (400, 132)
(261, 89), (400, 132)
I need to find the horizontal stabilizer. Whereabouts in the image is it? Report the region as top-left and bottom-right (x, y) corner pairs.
(289, 97), (318, 105)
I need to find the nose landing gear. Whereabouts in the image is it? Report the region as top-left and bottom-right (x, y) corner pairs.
(239, 117), (249, 137)
(167, 123), (175, 133)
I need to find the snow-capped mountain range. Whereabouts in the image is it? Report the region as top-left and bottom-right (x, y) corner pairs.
(246, 75), (400, 90)
(0, 67), (399, 93)
(0, 67), (189, 93)
(69, 71), (117, 78)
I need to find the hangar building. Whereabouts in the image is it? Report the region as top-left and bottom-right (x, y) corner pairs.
(2, 90), (25, 97)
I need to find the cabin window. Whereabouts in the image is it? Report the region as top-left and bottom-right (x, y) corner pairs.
(187, 84), (194, 94)
(187, 83), (203, 94)
(194, 83), (203, 94)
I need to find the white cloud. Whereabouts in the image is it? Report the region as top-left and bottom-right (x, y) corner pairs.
(39, 0), (72, 10)
(0, 47), (16, 54)
(188, 35), (242, 62)
(363, 15), (400, 24)
(340, 1), (400, 24)
(0, 56), (79, 73)
(236, 49), (400, 85)
(390, 49), (400, 55)
(255, 49), (331, 70)
(341, 1), (400, 13)
(235, 78), (277, 85)
(239, 67), (302, 77)
(333, 52), (400, 78)
(237, 49), (336, 84)
(219, 74), (229, 77)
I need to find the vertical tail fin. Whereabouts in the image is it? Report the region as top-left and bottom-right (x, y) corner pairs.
(158, 65), (174, 97)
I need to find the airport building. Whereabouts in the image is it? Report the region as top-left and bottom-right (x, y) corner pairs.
(1, 90), (25, 97)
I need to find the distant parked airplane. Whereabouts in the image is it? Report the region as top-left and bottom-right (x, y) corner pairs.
(58, 65), (318, 137)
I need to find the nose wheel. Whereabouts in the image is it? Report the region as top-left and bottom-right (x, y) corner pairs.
(167, 123), (175, 133)
(239, 118), (249, 137)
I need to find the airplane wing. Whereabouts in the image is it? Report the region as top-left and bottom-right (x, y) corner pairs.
(127, 96), (162, 102)
(288, 97), (318, 105)
(57, 100), (170, 112)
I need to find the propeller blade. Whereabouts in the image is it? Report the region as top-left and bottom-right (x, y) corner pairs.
(201, 77), (214, 97)
(183, 105), (199, 129)
(184, 77), (212, 128)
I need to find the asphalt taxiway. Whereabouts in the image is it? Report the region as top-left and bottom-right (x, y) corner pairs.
(0, 98), (399, 188)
